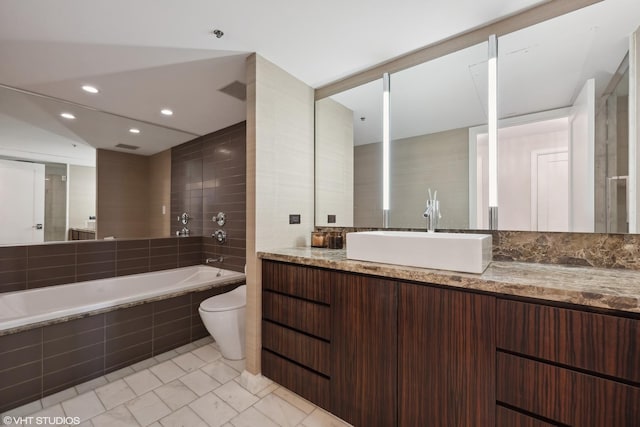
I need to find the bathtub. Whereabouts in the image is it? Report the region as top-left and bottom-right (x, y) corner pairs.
(0, 265), (246, 412)
(0, 265), (245, 333)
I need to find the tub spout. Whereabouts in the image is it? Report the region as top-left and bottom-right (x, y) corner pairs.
(206, 256), (224, 264)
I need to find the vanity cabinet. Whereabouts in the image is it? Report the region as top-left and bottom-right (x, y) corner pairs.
(398, 283), (496, 427)
(496, 299), (640, 426)
(331, 273), (397, 427)
(261, 261), (332, 409)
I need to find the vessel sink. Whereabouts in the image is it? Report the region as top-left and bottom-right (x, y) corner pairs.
(346, 231), (492, 274)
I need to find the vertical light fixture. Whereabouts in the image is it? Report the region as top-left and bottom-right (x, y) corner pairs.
(488, 34), (499, 229)
(383, 73), (391, 228)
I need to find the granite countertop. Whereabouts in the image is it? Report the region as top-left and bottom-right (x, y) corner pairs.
(258, 247), (640, 314)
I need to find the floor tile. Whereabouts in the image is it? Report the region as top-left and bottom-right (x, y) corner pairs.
(192, 337), (213, 347)
(75, 376), (109, 394)
(130, 358), (158, 372)
(273, 387), (315, 415)
(91, 404), (140, 427)
(150, 361), (186, 384)
(189, 393), (237, 427)
(124, 370), (163, 396)
(173, 353), (206, 372)
(192, 345), (222, 363)
(236, 372), (274, 395)
(154, 380), (198, 411)
(254, 394), (307, 427)
(179, 370), (222, 397)
(41, 387), (78, 408)
(126, 392), (171, 427)
(106, 367), (136, 382)
(159, 406), (207, 427)
(31, 404), (66, 427)
(255, 383), (279, 398)
(174, 343), (198, 354)
(1, 400), (43, 418)
(200, 360), (239, 384)
(213, 381), (258, 412)
(300, 408), (352, 427)
(229, 407), (279, 427)
(221, 358), (245, 373)
(95, 379), (137, 410)
(154, 350), (179, 363)
(61, 391), (106, 422)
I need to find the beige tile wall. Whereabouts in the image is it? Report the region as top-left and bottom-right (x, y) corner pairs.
(315, 97), (354, 227)
(245, 54), (315, 374)
(354, 127), (469, 229)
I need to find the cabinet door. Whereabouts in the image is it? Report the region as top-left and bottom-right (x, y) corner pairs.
(398, 284), (496, 427)
(331, 273), (397, 427)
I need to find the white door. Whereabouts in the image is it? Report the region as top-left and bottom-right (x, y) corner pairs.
(532, 150), (569, 231)
(0, 159), (45, 244)
(569, 78), (596, 232)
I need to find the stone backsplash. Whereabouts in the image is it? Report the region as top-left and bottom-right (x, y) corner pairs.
(316, 227), (640, 271)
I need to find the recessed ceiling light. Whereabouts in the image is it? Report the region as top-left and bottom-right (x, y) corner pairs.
(160, 108), (173, 116)
(60, 112), (76, 120)
(82, 85), (99, 94)
(129, 128), (141, 134)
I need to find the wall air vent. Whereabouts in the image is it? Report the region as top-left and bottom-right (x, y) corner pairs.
(115, 143), (140, 150)
(219, 80), (246, 101)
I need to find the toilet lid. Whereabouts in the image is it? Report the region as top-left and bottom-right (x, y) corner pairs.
(199, 286), (246, 312)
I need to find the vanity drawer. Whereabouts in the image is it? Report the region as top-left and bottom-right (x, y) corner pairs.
(262, 349), (330, 410)
(262, 291), (331, 340)
(496, 406), (556, 427)
(497, 352), (640, 426)
(262, 260), (331, 304)
(497, 299), (640, 382)
(262, 320), (330, 376)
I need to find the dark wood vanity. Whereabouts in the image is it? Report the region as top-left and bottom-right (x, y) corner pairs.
(261, 258), (640, 427)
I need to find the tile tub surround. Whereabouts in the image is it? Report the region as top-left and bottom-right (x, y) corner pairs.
(0, 281), (244, 413)
(317, 227), (640, 271)
(0, 339), (352, 427)
(172, 121), (247, 273)
(258, 247), (640, 313)
(0, 236), (204, 294)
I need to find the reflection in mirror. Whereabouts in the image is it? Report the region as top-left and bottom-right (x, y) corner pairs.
(0, 85), (196, 245)
(492, 0), (640, 233)
(388, 41), (488, 229)
(315, 78), (382, 227)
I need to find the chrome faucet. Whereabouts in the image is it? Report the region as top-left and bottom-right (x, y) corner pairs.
(205, 256), (224, 264)
(423, 188), (441, 233)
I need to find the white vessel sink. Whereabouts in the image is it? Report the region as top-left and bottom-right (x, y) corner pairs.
(346, 231), (492, 274)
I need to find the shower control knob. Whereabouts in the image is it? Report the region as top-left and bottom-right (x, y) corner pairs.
(213, 229), (227, 244)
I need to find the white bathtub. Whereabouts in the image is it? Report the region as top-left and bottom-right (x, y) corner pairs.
(0, 266), (245, 333)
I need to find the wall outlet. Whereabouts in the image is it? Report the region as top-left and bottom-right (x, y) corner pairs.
(289, 214), (301, 224)
(328, 214), (336, 223)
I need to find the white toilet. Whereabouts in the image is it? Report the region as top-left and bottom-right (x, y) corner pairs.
(198, 285), (246, 360)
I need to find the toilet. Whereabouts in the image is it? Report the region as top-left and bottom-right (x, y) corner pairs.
(198, 285), (246, 360)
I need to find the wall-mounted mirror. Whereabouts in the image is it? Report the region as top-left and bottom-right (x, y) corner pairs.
(315, 0), (640, 234)
(0, 84), (196, 245)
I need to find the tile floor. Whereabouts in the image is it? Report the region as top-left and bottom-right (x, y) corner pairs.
(1, 337), (351, 427)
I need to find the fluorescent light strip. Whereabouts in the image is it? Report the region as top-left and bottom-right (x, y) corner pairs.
(383, 73), (390, 212)
(488, 34), (498, 207)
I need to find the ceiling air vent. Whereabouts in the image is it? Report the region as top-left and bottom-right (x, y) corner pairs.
(115, 143), (140, 150)
(219, 80), (246, 101)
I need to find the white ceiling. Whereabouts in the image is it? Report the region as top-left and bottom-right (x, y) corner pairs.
(330, 0), (640, 145)
(0, 0), (550, 158)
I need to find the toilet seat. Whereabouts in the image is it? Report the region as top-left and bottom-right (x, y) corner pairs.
(199, 286), (246, 312)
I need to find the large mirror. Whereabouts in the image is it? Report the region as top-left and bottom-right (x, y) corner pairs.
(315, 0), (640, 233)
(0, 84), (196, 245)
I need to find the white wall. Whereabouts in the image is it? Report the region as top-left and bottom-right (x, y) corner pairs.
(246, 54), (315, 374)
(315, 97), (354, 227)
(68, 165), (96, 230)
